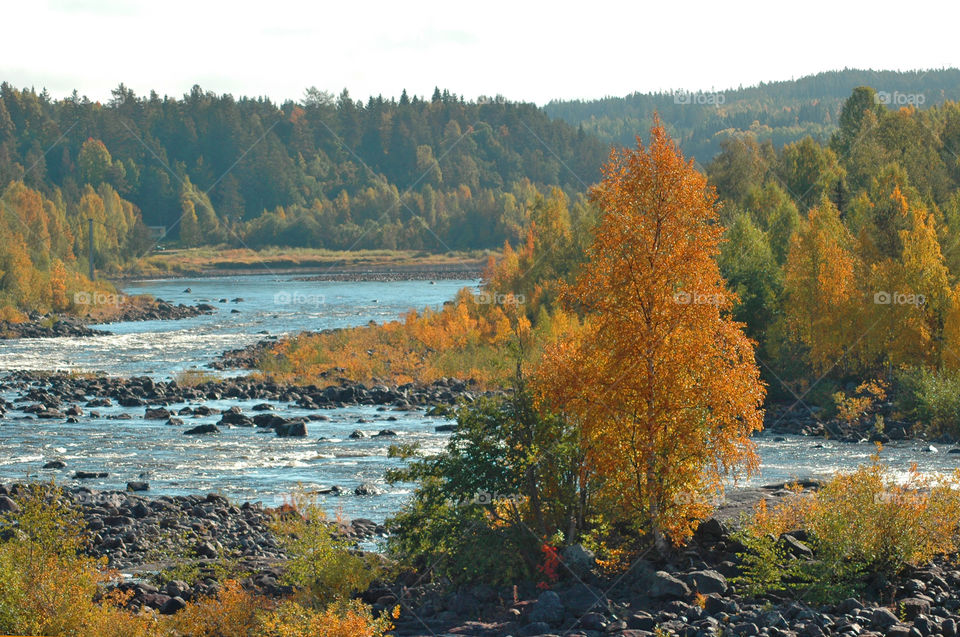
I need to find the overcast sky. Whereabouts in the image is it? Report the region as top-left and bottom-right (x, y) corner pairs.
(2, 0), (957, 105)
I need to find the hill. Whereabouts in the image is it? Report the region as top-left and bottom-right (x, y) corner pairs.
(0, 84), (607, 253)
(545, 68), (960, 164)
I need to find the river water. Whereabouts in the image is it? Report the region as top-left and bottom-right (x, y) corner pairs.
(0, 274), (956, 521)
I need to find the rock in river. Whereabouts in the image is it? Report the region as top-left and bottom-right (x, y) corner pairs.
(184, 424), (220, 435)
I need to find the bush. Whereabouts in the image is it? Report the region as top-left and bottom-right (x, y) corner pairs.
(0, 483), (155, 636)
(269, 491), (383, 608)
(386, 376), (590, 585)
(735, 456), (960, 603)
(162, 579), (268, 636)
(896, 366), (960, 436)
(0, 483), (392, 637)
(260, 598), (395, 637)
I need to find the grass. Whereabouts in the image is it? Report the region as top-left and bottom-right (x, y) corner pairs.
(123, 247), (494, 277)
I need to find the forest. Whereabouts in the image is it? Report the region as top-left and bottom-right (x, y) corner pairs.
(547, 68), (960, 162)
(0, 83), (605, 253)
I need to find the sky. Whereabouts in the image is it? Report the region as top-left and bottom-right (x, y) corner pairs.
(1, 0), (958, 105)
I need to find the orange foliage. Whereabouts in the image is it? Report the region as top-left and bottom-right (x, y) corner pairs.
(535, 119), (765, 549)
(261, 287), (542, 388)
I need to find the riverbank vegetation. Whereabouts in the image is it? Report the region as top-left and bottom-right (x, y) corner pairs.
(0, 484), (394, 636)
(260, 87), (960, 441)
(736, 453), (960, 603)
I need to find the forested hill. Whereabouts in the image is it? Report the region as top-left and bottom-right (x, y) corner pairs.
(0, 84), (606, 251)
(545, 68), (960, 164)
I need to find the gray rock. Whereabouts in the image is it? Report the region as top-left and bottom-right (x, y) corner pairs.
(275, 420), (307, 437)
(0, 495), (20, 514)
(901, 597), (931, 621)
(649, 570), (691, 599)
(779, 533), (814, 558)
(354, 482), (383, 496)
(159, 596), (187, 615)
(528, 589), (564, 625)
(127, 481), (150, 492)
(73, 471), (108, 479)
(43, 459), (67, 469)
(520, 622), (552, 636)
(184, 424), (220, 435)
(685, 569), (728, 594)
(871, 607), (899, 629)
(560, 543), (596, 577)
(194, 541), (218, 559)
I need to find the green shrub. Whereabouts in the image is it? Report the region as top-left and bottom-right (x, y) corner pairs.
(735, 457), (960, 603)
(269, 491), (383, 608)
(386, 375), (590, 585)
(896, 366), (960, 436)
(0, 483), (155, 636)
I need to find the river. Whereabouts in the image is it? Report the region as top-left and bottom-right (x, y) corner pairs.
(0, 274), (955, 522)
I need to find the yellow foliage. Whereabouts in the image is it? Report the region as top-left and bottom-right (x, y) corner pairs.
(747, 457), (960, 570)
(535, 118), (765, 549)
(260, 598), (394, 637)
(162, 579), (269, 636)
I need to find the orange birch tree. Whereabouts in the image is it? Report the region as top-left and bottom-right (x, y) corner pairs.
(535, 120), (765, 550)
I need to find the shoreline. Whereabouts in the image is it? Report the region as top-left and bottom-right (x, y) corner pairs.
(7, 478), (952, 637)
(111, 249), (491, 282)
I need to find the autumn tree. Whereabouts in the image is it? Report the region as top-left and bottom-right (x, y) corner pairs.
(781, 201), (864, 375)
(536, 120), (765, 550)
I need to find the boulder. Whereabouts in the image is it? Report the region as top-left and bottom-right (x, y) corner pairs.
(560, 543), (596, 577)
(275, 420), (307, 437)
(184, 424), (220, 435)
(0, 495), (20, 514)
(159, 596), (187, 615)
(648, 570), (691, 599)
(900, 597), (931, 621)
(354, 482), (383, 496)
(528, 590), (564, 625)
(43, 459), (67, 469)
(684, 569), (728, 594)
(73, 471), (108, 479)
(126, 481), (150, 492)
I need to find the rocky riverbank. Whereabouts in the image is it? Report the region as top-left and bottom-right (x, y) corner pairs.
(0, 370), (490, 414)
(0, 300), (216, 340)
(380, 482), (960, 636)
(293, 267), (484, 282)
(0, 482), (385, 616)
(87, 298), (217, 324)
(5, 480), (953, 636)
(763, 400), (939, 445)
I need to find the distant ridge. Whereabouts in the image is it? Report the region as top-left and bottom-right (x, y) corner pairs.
(545, 68), (960, 163)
